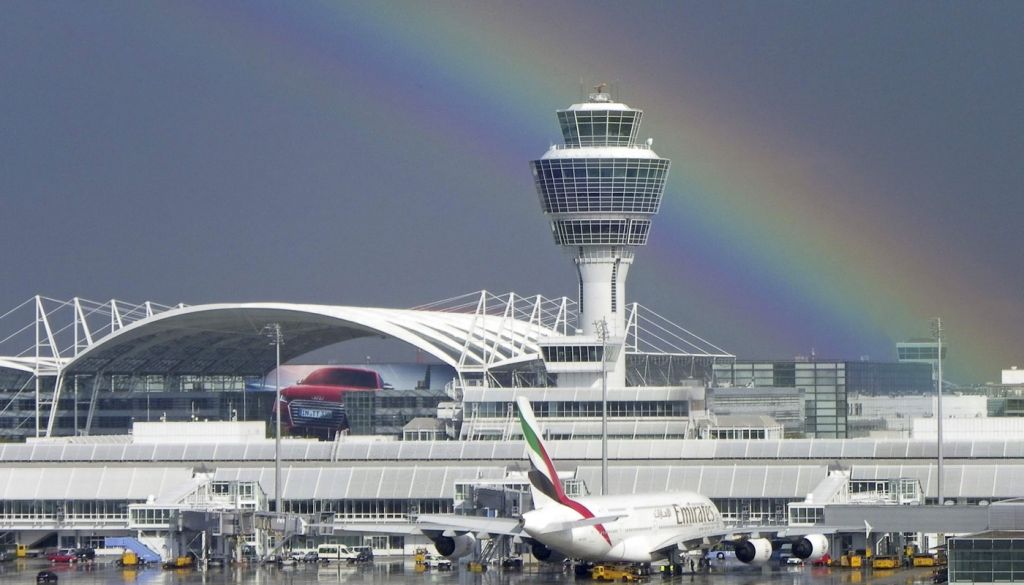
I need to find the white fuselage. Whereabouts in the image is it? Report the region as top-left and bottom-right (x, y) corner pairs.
(522, 491), (725, 562)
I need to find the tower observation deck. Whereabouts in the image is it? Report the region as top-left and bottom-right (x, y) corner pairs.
(530, 90), (670, 386)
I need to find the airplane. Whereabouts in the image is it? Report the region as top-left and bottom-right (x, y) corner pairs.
(346, 396), (831, 567)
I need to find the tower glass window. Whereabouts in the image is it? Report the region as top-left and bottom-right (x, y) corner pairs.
(557, 110), (643, 147)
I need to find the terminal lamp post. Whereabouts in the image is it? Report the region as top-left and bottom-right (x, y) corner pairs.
(263, 323), (284, 518)
(931, 318), (944, 505)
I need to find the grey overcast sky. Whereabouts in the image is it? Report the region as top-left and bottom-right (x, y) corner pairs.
(2, 1), (1022, 382)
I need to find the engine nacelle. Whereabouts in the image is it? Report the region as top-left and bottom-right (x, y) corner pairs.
(735, 538), (773, 564)
(530, 542), (567, 564)
(430, 533), (477, 559)
(792, 534), (829, 562)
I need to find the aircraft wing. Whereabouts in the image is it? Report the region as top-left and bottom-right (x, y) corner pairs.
(336, 515), (522, 538)
(416, 514), (523, 536)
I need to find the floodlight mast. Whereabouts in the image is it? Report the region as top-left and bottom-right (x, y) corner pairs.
(264, 324), (284, 520)
(932, 318), (944, 505)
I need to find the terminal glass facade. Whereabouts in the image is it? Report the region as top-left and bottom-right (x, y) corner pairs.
(845, 361), (933, 395)
(949, 534), (1024, 584)
(713, 360), (847, 438)
(469, 400), (688, 419)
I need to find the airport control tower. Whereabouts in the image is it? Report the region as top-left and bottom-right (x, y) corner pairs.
(530, 89), (670, 387)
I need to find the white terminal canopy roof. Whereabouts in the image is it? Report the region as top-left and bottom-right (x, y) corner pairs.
(5, 438), (1024, 464)
(0, 467), (194, 500)
(213, 466), (508, 500)
(63, 297), (562, 377)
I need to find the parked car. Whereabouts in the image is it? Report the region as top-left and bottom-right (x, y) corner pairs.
(352, 546), (374, 563)
(74, 548), (95, 562)
(46, 549), (77, 563)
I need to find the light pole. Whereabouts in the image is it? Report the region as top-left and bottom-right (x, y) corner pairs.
(264, 324), (284, 517)
(932, 318), (944, 505)
(595, 318), (609, 496)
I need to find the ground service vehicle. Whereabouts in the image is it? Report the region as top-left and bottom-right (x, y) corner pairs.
(914, 554), (938, 567)
(592, 564), (645, 581)
(316, 544), (360, 563)
(116, 551), (139, 567)
(163, 555), (194, 569)
(872, 555), (898, 569)
(275, 367), (383, 439)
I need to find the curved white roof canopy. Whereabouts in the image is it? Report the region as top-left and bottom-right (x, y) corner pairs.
(63, 302), (558, 378)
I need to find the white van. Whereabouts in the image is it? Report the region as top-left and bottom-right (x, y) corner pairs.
(316, 544), (359, 563)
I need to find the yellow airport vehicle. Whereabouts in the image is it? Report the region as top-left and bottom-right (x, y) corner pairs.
(118, 550), (139, 567)
(591, 564), (645, 582)
(840, 554), (863, 568)
(16, 544), (27, 558)
(871, 556), (899, 569)
(913, 554), (937, 567)
(468, 562), (487, 572)
(162, 555), (194, 569)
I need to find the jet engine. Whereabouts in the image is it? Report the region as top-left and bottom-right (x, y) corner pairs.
(792, 534), (829, 562)
(530, 542), (567, 564)
(430, 533), (477, 559)
(735, 538), (773, 564)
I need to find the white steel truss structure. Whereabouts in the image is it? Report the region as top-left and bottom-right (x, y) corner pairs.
(1, 292), (732, 439)
(624, 302), (734, 358)
(0, 296), (182, 437)
(414, 290), (576, 375)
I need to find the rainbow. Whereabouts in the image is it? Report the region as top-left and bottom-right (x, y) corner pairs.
(153, 3), (1014, 382)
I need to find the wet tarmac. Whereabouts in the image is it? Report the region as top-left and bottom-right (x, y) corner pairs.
(0, 558), (940, 585)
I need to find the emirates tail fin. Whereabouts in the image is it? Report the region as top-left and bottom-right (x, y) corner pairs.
(517, 397), (569, 509)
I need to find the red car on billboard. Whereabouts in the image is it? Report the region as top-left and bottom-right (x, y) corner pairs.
(273, 367), (383, 439)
